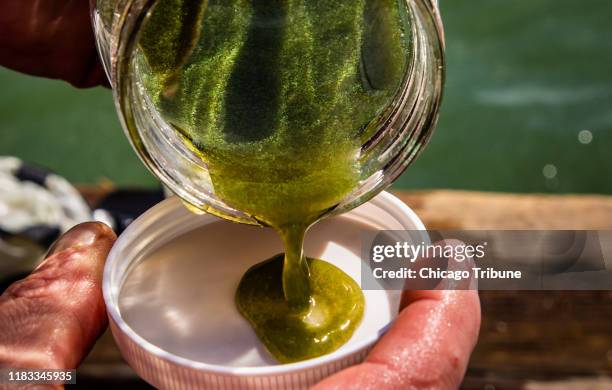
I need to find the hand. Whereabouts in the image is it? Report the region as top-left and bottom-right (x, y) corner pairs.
(0, 223), (115, 372)
(314, 240), (481, 390)
(314, 290), (480, 390)
(0, 1), (107, 87)
(0, 226), (480, 390)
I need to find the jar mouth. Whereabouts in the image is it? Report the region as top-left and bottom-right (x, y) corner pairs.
(110, 0), (445, 225)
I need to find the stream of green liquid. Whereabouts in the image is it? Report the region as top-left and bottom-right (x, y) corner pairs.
(137, 0), (409, 363)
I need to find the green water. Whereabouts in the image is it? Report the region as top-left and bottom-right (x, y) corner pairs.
(137, 0), (408, 362)
(236, 254), (364, 363)
(4, 0), (612, 194)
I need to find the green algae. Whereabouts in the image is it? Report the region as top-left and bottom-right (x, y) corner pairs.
(236, 254), (364, 363)
(136, 0), (409, 362)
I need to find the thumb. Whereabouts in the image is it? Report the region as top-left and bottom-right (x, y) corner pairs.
(0, 222), (116, 370)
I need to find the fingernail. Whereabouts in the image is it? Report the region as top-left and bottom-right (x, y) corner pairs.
(47, 222), (115, 257)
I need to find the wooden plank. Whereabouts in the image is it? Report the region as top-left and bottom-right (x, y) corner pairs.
(395, 190), (612, 230)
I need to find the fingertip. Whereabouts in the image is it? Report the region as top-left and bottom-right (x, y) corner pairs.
(47, 221), (116, 258)
(0, 222), (116, 370)
(362, 290), (481, 388)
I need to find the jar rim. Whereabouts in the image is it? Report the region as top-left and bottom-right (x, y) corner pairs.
(101, 0), (445, 225)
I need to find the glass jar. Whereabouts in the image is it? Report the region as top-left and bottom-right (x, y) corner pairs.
(90, 0), (445, 226)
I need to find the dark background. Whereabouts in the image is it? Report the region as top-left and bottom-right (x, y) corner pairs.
(2, 0), (611, 194)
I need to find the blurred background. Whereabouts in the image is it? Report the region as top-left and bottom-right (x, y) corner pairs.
(1, 0), (612, 389)
(1, 0), (611, 194)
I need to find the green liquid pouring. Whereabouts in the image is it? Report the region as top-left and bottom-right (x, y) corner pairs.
(137, 0), (409, 363)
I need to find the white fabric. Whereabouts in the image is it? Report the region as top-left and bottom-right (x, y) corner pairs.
(0, 157), (91, 233)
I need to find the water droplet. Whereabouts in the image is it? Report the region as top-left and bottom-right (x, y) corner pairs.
(578, 129), (593, 144)
(543, 164), (557, 179)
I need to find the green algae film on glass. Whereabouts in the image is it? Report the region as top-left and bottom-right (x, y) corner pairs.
(137, 0), (409, 228)
(135, 0), (409, 363)
(236, 254), (365, 363)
